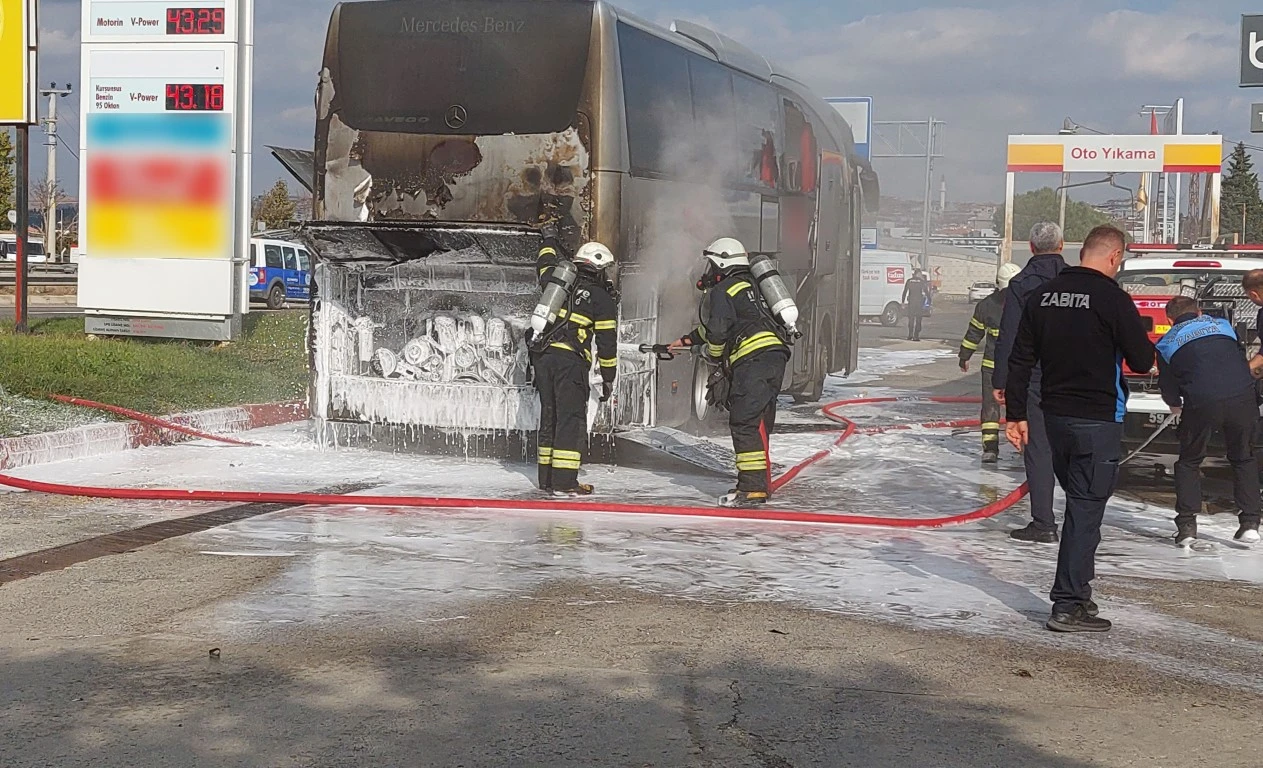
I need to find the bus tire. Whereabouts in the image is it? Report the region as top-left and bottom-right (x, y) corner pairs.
(266, 283), (286, 310)
(880, 302), (902, 327)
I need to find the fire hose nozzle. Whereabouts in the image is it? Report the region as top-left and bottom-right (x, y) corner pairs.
(638, 343), (676, 361)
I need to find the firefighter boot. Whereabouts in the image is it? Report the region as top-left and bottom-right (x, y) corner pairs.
(719, 489), (769, 508)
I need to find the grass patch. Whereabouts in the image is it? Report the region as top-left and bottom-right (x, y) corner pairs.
(0, 311), (309, 421)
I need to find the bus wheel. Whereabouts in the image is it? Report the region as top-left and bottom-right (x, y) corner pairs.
(690, 355), (713, 426)
(880, 302), (902, 327)
(267, 283), (286, 310)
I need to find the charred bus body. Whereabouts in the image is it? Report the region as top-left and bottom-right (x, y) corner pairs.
(301, 0), (877, 451)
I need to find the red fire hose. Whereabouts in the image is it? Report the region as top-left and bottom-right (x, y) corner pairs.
(1, 395), (1029, 529)
(47, 395), (259, 447)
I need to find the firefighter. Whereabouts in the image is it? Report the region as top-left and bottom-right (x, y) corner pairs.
(529, 231), (619, 496)
(669, 238), (793, 508)
(959, 262), (1022, 463)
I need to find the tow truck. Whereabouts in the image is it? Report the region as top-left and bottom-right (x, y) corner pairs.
(1118, 243), (1263, 460)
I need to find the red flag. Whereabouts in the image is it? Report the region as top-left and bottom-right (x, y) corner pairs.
(1150, 109), (1159, 135)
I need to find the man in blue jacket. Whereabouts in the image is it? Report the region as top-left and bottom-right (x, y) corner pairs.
(1156, 295), (1261, 546)
(993, 222), (1067, 544)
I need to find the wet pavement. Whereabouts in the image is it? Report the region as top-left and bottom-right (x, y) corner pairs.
(2, 312), (1261, 700)
(2, 304), (1262, 766)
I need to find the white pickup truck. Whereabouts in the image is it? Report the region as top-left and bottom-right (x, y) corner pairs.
(1117, 244), (1263, 458)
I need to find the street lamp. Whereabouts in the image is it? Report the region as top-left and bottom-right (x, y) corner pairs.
(1058, 119), (1078, 233)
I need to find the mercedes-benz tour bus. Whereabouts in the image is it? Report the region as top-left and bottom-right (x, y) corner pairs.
(290, 0), (878, 445)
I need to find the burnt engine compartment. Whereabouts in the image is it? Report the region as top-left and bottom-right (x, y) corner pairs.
(301, 221), (554, 455)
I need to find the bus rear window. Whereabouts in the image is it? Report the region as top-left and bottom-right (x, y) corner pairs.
(331, 0), (593, 135)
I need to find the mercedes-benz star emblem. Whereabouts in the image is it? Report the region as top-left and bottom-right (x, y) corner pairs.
(445, 105), (467, 129)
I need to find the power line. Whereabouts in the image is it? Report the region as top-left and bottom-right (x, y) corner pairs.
(57, 134), (79, 160)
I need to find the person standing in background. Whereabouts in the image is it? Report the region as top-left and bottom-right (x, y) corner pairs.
(993, 222), (1068, 544)
(902, 268), (930, 342)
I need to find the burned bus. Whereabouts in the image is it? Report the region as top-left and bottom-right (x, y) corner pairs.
(293, 0), (878, 448)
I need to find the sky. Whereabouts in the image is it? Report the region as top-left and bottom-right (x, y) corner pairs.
(26, 0), (1260, 205)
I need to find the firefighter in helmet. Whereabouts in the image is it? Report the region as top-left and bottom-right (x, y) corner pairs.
(670, 238), (792, 507)
(529, 230), (619, 496)
(959, 261), (1022, 463)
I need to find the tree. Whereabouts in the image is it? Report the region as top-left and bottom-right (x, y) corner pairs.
(254, 180), (296, 230)
(0, 128), (14, 232)
(993, 187), (1121, 243)
(1219, 142), (1263, 243)
(31, 178), (74, 259)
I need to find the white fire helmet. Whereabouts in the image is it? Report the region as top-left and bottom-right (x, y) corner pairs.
(702, 237), (750, 269)
(996, 262), (1021, 290)
(573, 241), (615, 271)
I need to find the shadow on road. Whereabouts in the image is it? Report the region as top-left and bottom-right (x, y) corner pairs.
(0, 640), (1100, 768)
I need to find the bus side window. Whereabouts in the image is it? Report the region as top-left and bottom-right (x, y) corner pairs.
(617, 23), (693, 177)
(265, 245), (284, 269)
(297, 250), (311, 272)
(733, 75), (779, 189)
(250, 243), (258, 267)
(282, 247), (299, 271)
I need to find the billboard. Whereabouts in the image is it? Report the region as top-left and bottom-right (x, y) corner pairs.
(825, 97), (872, 160)
(0, 0), (37, 124)
(1006, 135), (1221, 174)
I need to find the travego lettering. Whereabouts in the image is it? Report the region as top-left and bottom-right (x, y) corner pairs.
(1040, 292), (1091, 309)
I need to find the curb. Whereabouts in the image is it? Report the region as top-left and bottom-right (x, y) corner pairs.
(0, 401), (308, 471)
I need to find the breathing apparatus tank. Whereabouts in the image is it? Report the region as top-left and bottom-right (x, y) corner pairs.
(530, 258), (579, 336)
(748, 253), (801, 337)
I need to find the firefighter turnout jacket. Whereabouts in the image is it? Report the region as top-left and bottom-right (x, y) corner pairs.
(536, 238), (619, 383)
(686, 272), (788, 366)
(959, 288), (1006, 369)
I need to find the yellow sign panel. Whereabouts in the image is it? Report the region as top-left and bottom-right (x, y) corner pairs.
(0, 0), (34, 123)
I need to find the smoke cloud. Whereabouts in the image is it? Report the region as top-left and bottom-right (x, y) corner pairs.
(631, 104), (767, 342)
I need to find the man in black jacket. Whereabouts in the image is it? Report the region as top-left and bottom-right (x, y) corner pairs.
(902, 269), (931, 341)
(959, 262), (1022, 462)
(1006, 225), (1155, 633)
(1156, 296), (1261, 546)
(993, 222), (1067, 544)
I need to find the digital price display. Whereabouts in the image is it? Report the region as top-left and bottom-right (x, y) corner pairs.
(165, 7), (226, 35)
(165, 83), (224, 111)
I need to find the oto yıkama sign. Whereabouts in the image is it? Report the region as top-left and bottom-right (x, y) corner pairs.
(1006, 135), (1222, 174)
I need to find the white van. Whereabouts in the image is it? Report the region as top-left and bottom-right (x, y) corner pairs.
(0, 234), (47, 263)
(860, 249), (915, 326)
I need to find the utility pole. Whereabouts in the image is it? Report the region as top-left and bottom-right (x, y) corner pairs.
(40, 84), (73, 262)
(15, 126), (29, 333)
(872, 118), (945, 273)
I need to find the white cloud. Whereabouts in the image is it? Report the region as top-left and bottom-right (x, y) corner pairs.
(667, 2), (1243, 200)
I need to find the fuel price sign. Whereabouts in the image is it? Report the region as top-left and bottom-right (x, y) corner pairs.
(84, 1), (236, 42)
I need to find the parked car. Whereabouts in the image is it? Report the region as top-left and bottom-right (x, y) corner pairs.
(0, 234), (48, 263)
(249, 237), (312, 309)
(967, 281), (995, 302)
